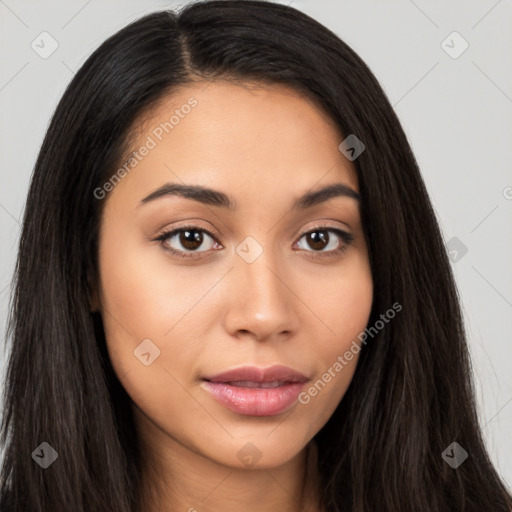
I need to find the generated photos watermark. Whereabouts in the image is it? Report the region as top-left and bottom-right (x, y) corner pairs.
(94, 97), (198, 200)
(298, 301), (402, 404)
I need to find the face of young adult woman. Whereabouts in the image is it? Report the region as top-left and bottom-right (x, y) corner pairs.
(94, 80), (373, 512)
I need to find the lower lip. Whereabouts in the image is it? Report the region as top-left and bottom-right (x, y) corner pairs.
(201, 380), (306, 416)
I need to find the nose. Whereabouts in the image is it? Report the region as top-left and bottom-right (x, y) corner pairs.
(222, 245), (299, 342)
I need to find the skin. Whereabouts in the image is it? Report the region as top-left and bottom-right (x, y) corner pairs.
(93, 81), (373, 512)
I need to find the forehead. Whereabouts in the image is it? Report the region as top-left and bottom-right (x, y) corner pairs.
(109, 80), (359, 205)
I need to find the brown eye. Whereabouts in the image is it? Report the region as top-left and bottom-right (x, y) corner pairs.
(176, 229), (204, 251)
(304, 231), (329, 251)
(296, 228), (352, 254)
(156, 226), (220, 258)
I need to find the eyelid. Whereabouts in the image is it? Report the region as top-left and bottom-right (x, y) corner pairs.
(295, 224), (354, 257)
(296, 222), (353, 241)
(152, 221), (219, 243)
(152, 222), (354, 259)
(151, 222), (220, 259)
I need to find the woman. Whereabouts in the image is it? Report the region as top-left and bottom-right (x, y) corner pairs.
(1, 1), (511, 511)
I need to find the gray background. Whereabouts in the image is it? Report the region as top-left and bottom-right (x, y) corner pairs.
(1, 0), (511, 488)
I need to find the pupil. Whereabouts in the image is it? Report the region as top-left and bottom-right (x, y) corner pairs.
(176, 230), (330, 252)
(180, 230), (203, 250)
(308, 231), (328, 250)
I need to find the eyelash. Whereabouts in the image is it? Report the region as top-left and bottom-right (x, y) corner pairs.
(152, 223), (354, 260)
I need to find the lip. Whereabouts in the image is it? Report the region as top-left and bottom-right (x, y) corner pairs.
(201, 365), (309, 416)
(203, 364), (309, 384)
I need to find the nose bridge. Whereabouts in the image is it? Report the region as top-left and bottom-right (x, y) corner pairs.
(225, 235), (296, 338)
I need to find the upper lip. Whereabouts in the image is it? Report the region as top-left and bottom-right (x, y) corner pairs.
(203, 364), (309, 384)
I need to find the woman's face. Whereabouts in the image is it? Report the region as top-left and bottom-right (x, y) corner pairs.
(95, 81), (373, 469)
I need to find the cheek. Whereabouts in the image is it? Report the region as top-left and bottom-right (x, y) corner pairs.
(96, 221), (174, 377)
(96, 223), (219, 389)
(98, 238), (159, 339)
(96, 235), (209, 433)
(297, 263), (372, 430)
(98, 218), (187, 342)
(311, 254), (373, 359)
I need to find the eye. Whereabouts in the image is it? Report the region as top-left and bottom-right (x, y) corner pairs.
(152, 224), (354, 260)
(295, 227), (354, 256)
(154, 225), (221, 259)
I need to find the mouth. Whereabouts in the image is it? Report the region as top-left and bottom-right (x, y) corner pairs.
(202, 364), (309, 384)
(200, 365), (309, 416)
(214, 380), (292, 388)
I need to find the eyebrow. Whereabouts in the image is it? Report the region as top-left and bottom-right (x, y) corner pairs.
(138, 182), (361, 210)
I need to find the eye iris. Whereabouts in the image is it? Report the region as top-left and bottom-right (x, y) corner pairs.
(307, 231), (328, 250)
(180, 229), (203, 250)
